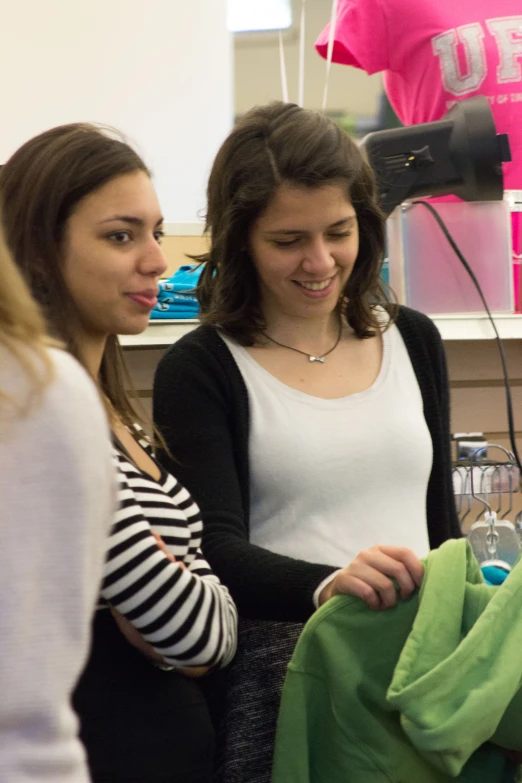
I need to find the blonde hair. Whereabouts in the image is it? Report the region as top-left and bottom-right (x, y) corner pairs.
(0, 227), (55, 415)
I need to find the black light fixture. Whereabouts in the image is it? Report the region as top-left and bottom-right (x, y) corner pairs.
(360, 96), (511, 217)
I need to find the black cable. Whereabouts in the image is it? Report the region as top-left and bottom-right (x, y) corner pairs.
(411, 200), (522, 474)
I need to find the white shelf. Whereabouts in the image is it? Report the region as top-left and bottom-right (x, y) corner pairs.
(430, 313), (522, 340)
(119, 314), (522, 348)
(119, 320), (199, 347)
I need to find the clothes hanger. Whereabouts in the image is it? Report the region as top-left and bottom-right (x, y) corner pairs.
(467, 445), (520, 571)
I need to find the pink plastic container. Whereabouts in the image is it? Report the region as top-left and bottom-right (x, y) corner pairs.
(387, 200), (513, 315)
(506, 192), (522, 313)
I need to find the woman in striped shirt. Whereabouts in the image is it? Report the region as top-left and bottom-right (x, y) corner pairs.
(0, 124), (237, 783)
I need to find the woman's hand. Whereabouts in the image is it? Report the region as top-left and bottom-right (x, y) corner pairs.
(319, 545), (424, 611)
(111, 609), (210, 676)
(112, 532), (210, 675)
(179, 665), (211, 678)
(150, 531), (185, 568)
(111, 607), (165, 663)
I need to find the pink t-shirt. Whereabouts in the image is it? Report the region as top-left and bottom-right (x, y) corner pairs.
(316, 0), (522, 189)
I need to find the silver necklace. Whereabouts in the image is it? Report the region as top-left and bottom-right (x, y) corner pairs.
(262, 318), (343, 363)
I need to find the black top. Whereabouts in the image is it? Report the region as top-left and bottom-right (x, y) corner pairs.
(73, 610), (214, 781)
(153, 306), (461, 623)
(72, 442), (238, 782)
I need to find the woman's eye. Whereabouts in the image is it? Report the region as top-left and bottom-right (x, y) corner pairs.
(154, 229), (165, 243)
(328, 232), (352, 240)
(273, 238), (300, 248)
(109, 231), (131, 244)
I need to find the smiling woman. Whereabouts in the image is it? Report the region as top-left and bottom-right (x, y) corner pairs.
(153, 100), (461, 783)
(0, 124), (237, 783)
(249, 184), (359, 325)
(60, 170), (166, 351)
(0, 125), (155, 433)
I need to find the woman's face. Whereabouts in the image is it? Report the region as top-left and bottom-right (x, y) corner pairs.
(249, 182), (359, 324)
(61, 170), (167, 338)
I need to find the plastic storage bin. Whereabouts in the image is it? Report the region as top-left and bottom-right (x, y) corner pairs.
(504, 191), (522, 313)
(386, 200), (513, 315)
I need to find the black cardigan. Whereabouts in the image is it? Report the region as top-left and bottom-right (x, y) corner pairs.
(153, 306), (461, 623)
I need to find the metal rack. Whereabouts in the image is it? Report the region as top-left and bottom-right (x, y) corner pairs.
(452, 442), (522, 566)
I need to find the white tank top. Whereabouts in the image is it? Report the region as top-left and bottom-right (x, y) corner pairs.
(220, 323), (432, 567)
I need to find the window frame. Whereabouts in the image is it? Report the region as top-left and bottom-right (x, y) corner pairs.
(228, 0), (295, 40)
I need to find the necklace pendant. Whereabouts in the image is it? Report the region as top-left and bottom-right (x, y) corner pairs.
(309, 356), (325, 363)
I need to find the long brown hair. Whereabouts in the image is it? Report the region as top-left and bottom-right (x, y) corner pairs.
(195, 101), (395, 344)
(0, 123), (151, 431)
(0, 227), (55, 416)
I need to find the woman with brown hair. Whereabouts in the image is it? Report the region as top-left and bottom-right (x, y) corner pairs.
(0, 229), (114, 782)
(1, 124), (237, 783)
(152, 101), (461, 782)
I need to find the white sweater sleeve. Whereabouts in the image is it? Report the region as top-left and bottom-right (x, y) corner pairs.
(0, 348), (115, 783)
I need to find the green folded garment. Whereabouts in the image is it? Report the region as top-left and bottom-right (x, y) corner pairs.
(272, 539), (522, 783)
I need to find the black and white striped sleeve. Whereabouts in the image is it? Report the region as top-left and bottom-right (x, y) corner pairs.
(100, 456), (237, 668)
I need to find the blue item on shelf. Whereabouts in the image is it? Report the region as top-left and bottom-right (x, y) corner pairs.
(154, 297), (199, 312)
(163, 264), (204, 293)
(157, 291), (198, 305)
(149, 308), (199, 320)
(150, 264), (203, 320)
(154, 300), (199, 312)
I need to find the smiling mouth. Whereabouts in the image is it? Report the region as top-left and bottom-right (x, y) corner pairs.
(294, 277), (335, 291)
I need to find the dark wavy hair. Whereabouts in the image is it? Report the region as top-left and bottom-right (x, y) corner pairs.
(0, 123), (152, 432)
(195, 101), (395, 344)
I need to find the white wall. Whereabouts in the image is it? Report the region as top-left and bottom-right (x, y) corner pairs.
(1, 0), (232, 223)
(234, 0), (382, 116)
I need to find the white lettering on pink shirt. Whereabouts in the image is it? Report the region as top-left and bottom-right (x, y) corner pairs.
(432, 24), (487, 96)
(433, 16), (522, 97)
(486, 17), (522, 83)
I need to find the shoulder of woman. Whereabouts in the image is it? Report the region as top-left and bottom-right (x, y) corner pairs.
(394, 305), (441, 342)
(43, 351), (115, 521)
(0, 345), (114, 509)
(0, 344), (98, 421)
(159, 323), (239, 378)
(17, 348), (113, 469)
(168, 323), (222, 354)
(47, 348), (107, 419)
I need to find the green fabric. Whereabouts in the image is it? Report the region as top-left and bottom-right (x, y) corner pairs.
(271, 539), (522, 783)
